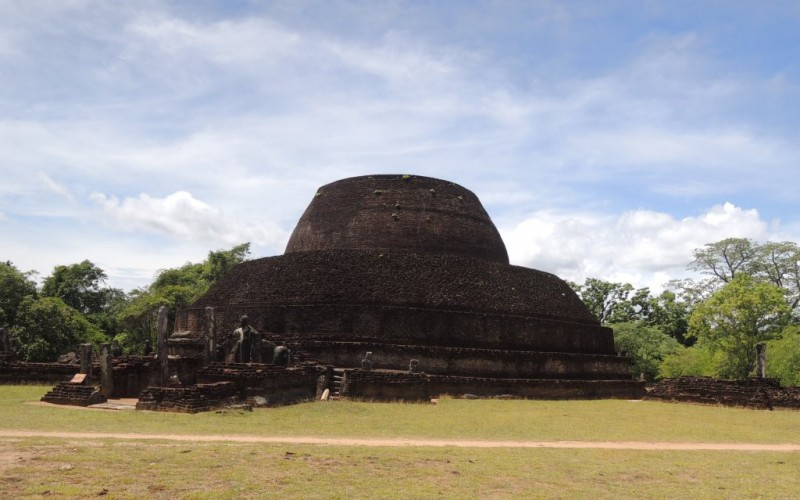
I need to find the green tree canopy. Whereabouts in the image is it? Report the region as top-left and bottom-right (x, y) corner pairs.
(41, 260), (125, 337)
(0, 261), (38, 328)
(612, 321), (683, 381)
(9, 296), (104, 362)
(688, 237), (758, 284)
(42, 260), (108, 315)
(766, 325), (800, 387)
(688, 273), (791, 379)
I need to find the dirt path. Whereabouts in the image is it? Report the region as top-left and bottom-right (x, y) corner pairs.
(1, 430), (798, 451)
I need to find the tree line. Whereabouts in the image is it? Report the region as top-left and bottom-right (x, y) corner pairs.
(0, 243), (250, 362)
(2, 238), (799, 386)
(569, 238), (800, 385)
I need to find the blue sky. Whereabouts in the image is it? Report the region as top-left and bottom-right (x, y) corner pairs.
(1, 1), (799, 292)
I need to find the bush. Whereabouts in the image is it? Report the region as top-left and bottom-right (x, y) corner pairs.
(766, 325), (800, 387)
(612, 322), (682, 381)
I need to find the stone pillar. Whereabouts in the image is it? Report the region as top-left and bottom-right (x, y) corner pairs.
(79, 343), (92, 384)
(157, 306), (169, 386)
(204, 306), (216, 365)
(0, 327), (9, 353)
(756, 343), (767, 379)
(99, 343), (113, 397)
(252, 333), (262, 364)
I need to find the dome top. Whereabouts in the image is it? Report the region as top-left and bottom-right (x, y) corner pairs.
(285, 175), (509, 264)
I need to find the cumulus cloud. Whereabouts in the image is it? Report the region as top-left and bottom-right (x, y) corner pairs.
(90, 191), (289, 248)
(501, 202), (772, 291)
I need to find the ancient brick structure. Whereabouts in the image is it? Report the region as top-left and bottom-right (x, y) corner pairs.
(41, 382), (106, 407)
(646, 377), (800, 411)
(177, 174), (643, 400)
(136, 382), (239, 413)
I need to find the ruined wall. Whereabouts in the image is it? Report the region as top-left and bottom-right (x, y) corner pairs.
(340, 370), (430, 402)
(646, 377), (800, 410)
(136, 382), (239, 413)
(428, 376), (645, 400)
(295, 341), (631, 379)
(181, 303), (614, 356)
(198, 362), (319, 406)
(286, 175), (509, 264)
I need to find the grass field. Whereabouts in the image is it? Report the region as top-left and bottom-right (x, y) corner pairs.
(1, 385), (799, 498)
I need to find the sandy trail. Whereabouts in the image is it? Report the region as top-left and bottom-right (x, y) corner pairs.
(1, 430), (798, 451)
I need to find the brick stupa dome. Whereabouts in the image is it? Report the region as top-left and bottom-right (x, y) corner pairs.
(285, 175), (510, 264)
(180, 174), (641, 399)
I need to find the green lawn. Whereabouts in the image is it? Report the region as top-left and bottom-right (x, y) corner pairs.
(1, 385), (798, 443)
(1, 386), (799, 498)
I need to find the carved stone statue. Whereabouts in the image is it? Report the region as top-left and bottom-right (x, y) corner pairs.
(408, 359), (419, 373)
(273, 345), (291, 367)
(234, 315), (258, 363)
(361, 351), (373, 371)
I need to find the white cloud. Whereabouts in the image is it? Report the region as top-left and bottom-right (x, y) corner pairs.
(90, 191), (289, 248)
(501, 202), (771, 292)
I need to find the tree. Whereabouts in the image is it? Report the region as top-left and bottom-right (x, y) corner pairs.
(688, 237), (758, 284)
(9, 296), (104, 362)
(753, 241), (800, 312)
(0, 261), (38, 328)
(41, 260), (108, 315)
(572, 278), (651, 324)
(687, 274), (791, 379)
(41, 260), (126, 338)
(612, 321), (683, 381)
(766, 325), (800, 387)
(644, 290), (691, 345)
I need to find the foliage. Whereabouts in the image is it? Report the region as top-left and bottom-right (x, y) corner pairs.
(686, 238), (800, 314)
(40, 260), (125, 338)
(612, 321), (683, 381)
(41, 260), (107, 314)
(571, 278), (650, 324)
(658, 344), (718, 378)
(644, 290), (691, 345)
(0, 261), (38, 328)
(9, 296), (104, 361)
(687, 274), (791, 379)
(688, 237), (758, 283)
(116, 243), (250, 353)
(766, 325), (800, 387)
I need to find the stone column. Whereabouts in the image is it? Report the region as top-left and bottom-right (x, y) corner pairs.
(99, 343), (114, 397)
(204, 306), (216, 365)
(252, 333), (262, 364)
(0, 327), (9, 353)
(756, 343), (767, 379)
(157, 306), (169, 386)
(79, 343), (92, 384)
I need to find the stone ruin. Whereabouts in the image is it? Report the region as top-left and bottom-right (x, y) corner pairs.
(3, 174), (654, 411)
(646, 377), (800, 411)
(173, 174), (645, 403)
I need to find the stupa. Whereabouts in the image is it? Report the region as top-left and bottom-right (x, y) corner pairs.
(179, 175), (643, 399)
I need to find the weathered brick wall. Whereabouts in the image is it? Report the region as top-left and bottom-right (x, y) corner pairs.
(0, 361), (91, 384)
(189, 250), (596, 327)
(136, 381), (239, 413)
(293, 340), (631, 379)
(646, 377), (800, 410)
(428, 376), (645, 400)
(340, 369), (430, 402)
(285, 175), (509, 264)
(181, 303), (613, 356)
(41, 382), (106, 406)
(198, 362), (319, 406)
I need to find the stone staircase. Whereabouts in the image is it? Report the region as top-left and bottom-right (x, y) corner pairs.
(329, 368), (346, 400)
